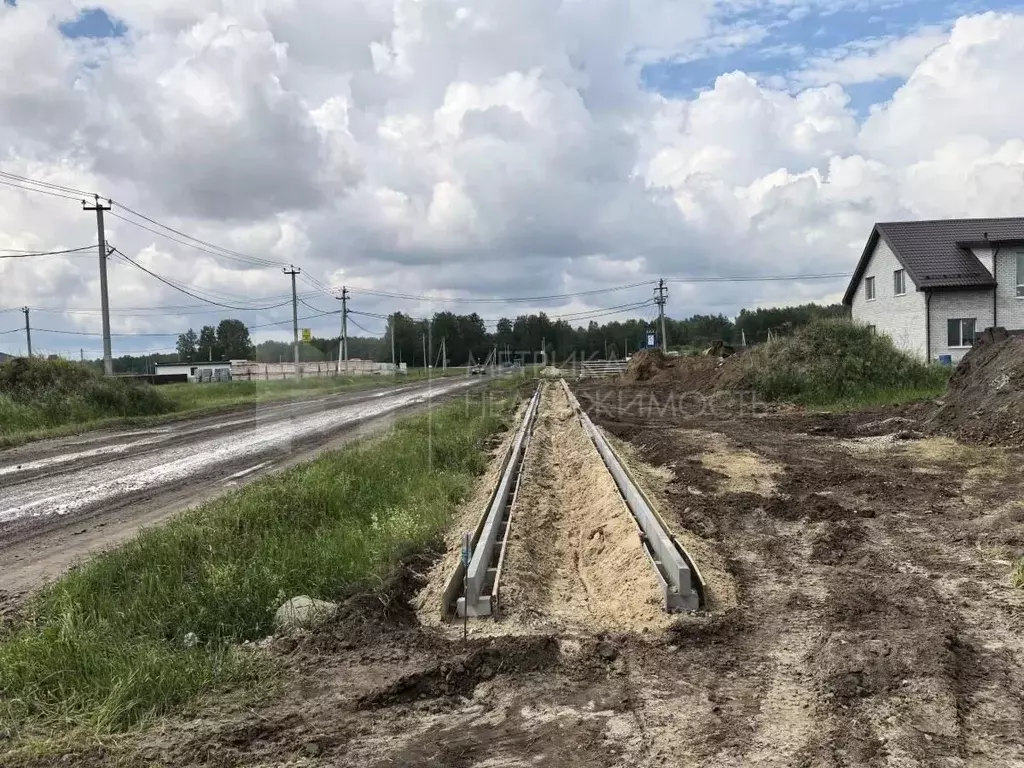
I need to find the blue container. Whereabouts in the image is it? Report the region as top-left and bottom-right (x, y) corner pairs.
(937, 354), (952, 366)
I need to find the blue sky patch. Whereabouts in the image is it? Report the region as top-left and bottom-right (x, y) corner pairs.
(59, 7), (127, 40)
(641, 0), (1024, 112)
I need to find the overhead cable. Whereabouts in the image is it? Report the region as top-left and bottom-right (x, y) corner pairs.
(110, 202), (286, 268)
(0, 245), (96, 259)
(0, 170), (94, 198)
(111, 248), (296, 311)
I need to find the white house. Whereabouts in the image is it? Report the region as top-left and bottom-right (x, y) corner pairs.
(843, 218), (1024, 362)
(154, 361), (232, 383)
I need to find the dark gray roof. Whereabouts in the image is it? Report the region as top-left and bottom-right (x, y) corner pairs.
(843, 217), (1024, 305)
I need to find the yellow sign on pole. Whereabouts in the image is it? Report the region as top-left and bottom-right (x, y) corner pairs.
(301, 328), (312, 342)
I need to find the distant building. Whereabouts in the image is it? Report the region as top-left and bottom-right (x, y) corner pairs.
(844, 218), (1024, 362)
(154, 361), (232, 383)
(0, 352), (11, 363)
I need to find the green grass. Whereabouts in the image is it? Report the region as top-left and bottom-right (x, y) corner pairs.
(0, 384), (515, 745)
(737, 319), (951, 406)
(0, 361), (466, 448)
(0, 358), (174, 440)
(805, 384), (950, 411)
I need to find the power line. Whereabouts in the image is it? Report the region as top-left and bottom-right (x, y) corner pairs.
(31, 328), (180, 337)
(249, 310), (338, 330)
(347, 281), (655, 304)
(347, 315), (384, 336)
(110, 202), (286, 269)
(664, 273), (847, 283)
(0, 245), (96, 259)
(108, 211), (284, 270)
(0, 170), (94, 198)
(298, 298), (335, 314)
(0, 327), (22, 335)
(111, 248), (295, 311)
(0, 178), (84, 202)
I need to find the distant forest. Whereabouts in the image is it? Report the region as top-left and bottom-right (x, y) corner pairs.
(81, 302), (849, 373)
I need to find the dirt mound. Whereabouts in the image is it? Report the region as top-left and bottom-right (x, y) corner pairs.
(625, 348), (670, 381)
(929, 327), (1024, 446)
(623, 349), (746, 392)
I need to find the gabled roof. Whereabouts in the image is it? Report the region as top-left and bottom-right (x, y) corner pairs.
(842, 217), (1024, 305)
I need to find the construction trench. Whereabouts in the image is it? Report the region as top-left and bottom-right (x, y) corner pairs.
(443, 380), (701, 630)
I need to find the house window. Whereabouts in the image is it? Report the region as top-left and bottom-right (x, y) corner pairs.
(865, 276), (876, 301)
(893, 269), (906, 296)
(1017, 252), (1024, 298)
(947, 318), (977, 348)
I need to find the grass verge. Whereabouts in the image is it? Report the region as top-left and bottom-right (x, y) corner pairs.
(1012, 558), (1024, 589)
(0, 362), (466, 449)
(0, 382), (516, 748)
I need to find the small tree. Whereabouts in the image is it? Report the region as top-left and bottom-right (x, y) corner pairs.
(176, 328), (199, 362)
(197, 326), (220, 362)
(216, 319), (254, 360)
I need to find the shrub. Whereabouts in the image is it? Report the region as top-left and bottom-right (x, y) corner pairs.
(0, 358), (173, 435)
(738, 319), (950, 405)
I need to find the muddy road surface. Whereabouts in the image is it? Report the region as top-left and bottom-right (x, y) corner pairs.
(24, 380), (1024, 768)
(0, 377), (482, 596)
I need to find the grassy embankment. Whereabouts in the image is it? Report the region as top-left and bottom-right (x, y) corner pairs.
(0, 378), (518, 752)
(738, 319), (951, 408)
(0, 357), (463, 447)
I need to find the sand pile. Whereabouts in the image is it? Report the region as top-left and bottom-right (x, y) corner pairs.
(929, 327), (1024, 447)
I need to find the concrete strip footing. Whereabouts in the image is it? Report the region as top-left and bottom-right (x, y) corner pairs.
(452, 383), (542, 618)
(560, 379), (701, 612)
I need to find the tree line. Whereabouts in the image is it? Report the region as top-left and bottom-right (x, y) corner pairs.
(89, 302), (848, 373)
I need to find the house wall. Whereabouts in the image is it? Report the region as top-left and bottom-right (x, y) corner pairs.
(154, 364), (192, 377)
(928, 289), (995, 363)
(991, 248), (1024, 330)
(973, 247), (994, 274)
(850, 238), (928, 358)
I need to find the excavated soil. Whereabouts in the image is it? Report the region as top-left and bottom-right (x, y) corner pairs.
(497, 381), (668, 632)
(930, 328), (1024, 447)
(21, 379), (1024, 768)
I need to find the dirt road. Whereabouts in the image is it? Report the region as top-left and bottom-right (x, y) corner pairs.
(31, 380), (1024, 767)
(0, 376), (481, 597)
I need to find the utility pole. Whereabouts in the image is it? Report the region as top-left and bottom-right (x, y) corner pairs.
(655, 278), (668, 353)
(441, 337), (447, 371)
(84, 195), (113, 375)
(390, 315), (396, 369)
(283, 266), (301, 367)
(22, 307), (31, 358)
(422, 333), (427, 371)
(336, 286), (349, 375)
(541, 336), (546, 367)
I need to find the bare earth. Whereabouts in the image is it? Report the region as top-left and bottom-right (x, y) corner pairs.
(15, 379), (1024, 767)
(0, 377), (480, 604)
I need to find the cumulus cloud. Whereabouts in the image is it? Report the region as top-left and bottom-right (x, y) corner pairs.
(4, 2), (1024, 356)
(792, 25), (948, 87)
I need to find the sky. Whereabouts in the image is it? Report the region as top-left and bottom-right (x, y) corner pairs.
(3, 0), (1024, 358)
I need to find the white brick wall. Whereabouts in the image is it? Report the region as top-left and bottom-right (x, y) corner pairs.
(929, 289), (994, 363)
(991, 247), (1024, 331)
(850, 239), (928, 358)
(973, 247), (994, 274)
